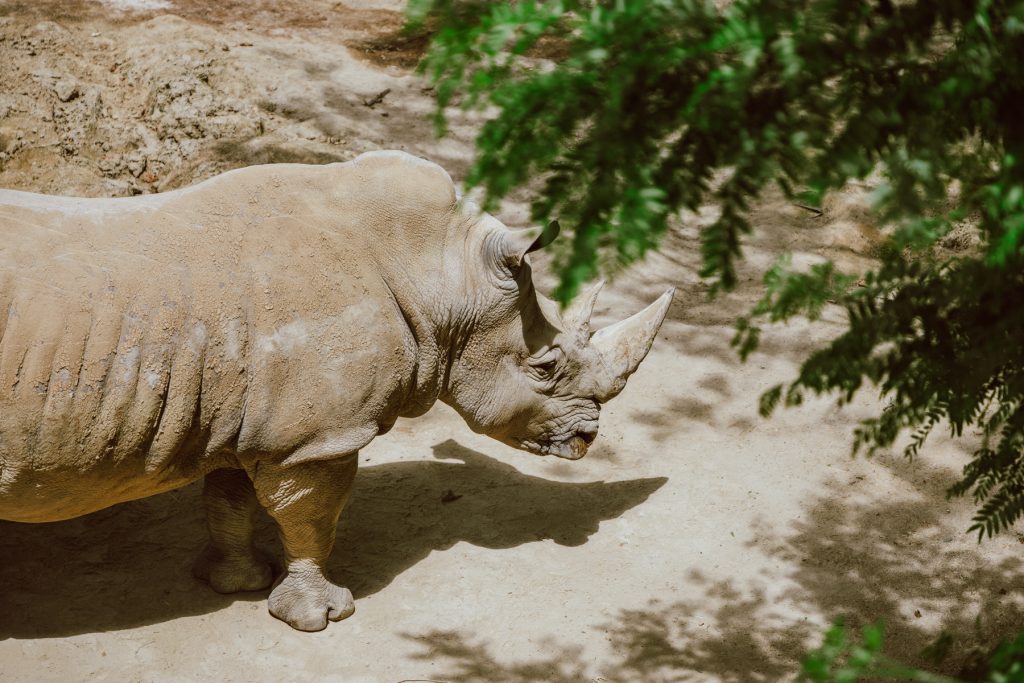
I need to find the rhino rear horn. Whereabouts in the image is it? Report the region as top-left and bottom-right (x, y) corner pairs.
(591, 288), (675, 402)
(562, 279), (605, 341)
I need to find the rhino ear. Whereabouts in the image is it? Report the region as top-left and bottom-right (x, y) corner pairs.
(500, 220), (561, 271)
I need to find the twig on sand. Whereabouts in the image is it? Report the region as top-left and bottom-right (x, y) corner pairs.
(792, 203), (824, 216)
(363, 88), (392, 108)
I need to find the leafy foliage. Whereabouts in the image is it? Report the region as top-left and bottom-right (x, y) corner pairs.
(801, 621), (1024, 682)
(411, 0), (1024, 537)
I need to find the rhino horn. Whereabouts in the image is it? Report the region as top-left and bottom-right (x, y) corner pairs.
(499, 220), (561, 270)
(591, 288), (675, 402)
(562, 279), (605, 340)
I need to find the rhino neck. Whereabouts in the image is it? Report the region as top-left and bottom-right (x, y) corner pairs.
(376, 273), (448, 418)
(316, 152), (488, 418)
(369, 219), (479, 419)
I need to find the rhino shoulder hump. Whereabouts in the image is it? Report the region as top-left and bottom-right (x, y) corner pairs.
(342, 150), (459, 209)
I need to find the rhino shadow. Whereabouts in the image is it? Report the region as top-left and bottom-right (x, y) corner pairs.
(331, 440), (667, 598)
(0, 440), (665, 638)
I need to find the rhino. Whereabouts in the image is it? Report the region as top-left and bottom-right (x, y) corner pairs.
(0, 150), (673, 631)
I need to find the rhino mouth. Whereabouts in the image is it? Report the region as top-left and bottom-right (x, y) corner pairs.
(517, 426), (597, 460)
(543, 428), (598, 460)
(554, 435), (591, 460)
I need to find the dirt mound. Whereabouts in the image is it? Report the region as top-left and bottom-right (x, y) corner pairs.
(0, 6), (444, 197)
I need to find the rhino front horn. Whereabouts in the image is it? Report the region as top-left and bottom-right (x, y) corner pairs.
(591, 288), (675, 402)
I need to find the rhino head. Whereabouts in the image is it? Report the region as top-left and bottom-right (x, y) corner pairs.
(442, 217), (674, 460)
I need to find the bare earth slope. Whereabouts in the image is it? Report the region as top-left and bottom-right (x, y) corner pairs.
(1, 2), (1022, 681)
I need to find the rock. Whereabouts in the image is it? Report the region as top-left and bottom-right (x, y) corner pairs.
(101, 177), (139, 197)
(83, 89), (103, 117)
(125, 152), (147, 177)
(54, 79), (79, 102)
(97, 157), (125, 177)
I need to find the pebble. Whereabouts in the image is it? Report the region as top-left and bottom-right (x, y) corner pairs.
(54, 78), (79, 102)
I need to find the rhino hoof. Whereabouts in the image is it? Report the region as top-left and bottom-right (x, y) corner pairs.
(193, 545), (276, 594)
(268, 569), (355, 632)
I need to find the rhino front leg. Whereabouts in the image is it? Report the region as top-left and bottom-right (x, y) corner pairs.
(193, 468), (276, 593)
(251, 454), (358, 632)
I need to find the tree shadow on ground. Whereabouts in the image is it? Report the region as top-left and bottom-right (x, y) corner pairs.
(764, 459), (1024, 678)
(405, 579), (810, 683)
(0, 440), (664, 639)
(403, 459), (1024, 682)
(213, 138), (346, 167)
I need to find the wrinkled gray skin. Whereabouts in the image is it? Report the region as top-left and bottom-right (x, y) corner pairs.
(0, 151), (672, 631)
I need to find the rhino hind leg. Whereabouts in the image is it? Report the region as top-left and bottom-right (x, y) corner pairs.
(193, 468), (276, 594)
(251, 454), (358, 632)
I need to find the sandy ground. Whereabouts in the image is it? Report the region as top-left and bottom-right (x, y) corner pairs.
(1, 2), (1022, 681)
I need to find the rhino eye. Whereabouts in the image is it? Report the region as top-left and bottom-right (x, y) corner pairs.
(536, 358), (558, 372)
(527, 347), (563, 378)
